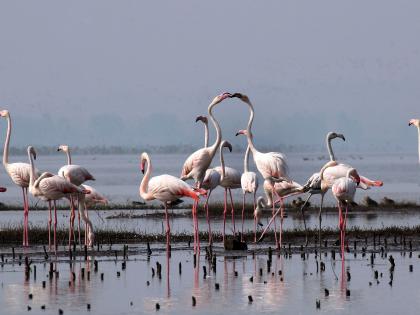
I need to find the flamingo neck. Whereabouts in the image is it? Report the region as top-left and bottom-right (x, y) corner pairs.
(139, 154), (153, 200)
(219, 144), (226, 181)
(66, 149), (72, 165)
(244, 100), (258, 155)
(208, 102), (222, 157)
(417, 126), (420, 164)
(3, 114), (11, 167)
(243, 145), (250, 173)
(319, 160), (337, 181)
(326, 133), (335, 161)
(27, 150), (36, 188)
(203, 121), (209, 148)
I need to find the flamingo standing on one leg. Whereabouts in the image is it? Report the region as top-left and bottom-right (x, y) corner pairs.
(141, 152), (206, 252)
(213, 141), (241, 243)
(27, 146), (91, 252)
(239, 144), (258, 242)
(319, 161), (360, 259)
(57, 145), (95, 248)
(231, 93), (291, 250)
(196, 115), (221, 245)
(0, 109), (40, 246)
(180, 92), (232, 251)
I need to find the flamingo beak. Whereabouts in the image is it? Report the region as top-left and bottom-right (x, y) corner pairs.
(0, 187), (6, 192)
(338, 134), (346, 141)
(140, 162), (145, 174)
(409, 122), (413, 126)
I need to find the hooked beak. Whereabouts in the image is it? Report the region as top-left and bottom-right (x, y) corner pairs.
(338, 134), (346, 141)
(57, 148), (61, 152)
(409, 122), (413, 126)
(231, 93), (242, 98)
(235, 132), (240, 136)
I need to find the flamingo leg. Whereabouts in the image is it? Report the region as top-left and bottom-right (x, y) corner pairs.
(241, 193), (246, 242)
(299, 194), (312, 247)
(204, 190), (212, 245)
(228, 189), (236, 235)
(223, 188), (227, 244)
(77, 197), (81, 248)
(253, 191), (257, 243)
(53, 201), (57, 254)
(85, 207), (89, 246)
(195, 199), (200, 252)
(338, 202), (344, 259)
(164, 203), (171, 253)
(68, 195), (75, 249)
(279, 198), (284, 251)
(25, 188), (30, 246)
(319, 194), (324, 252)
(48, 201), (52, 250)
(272, 190), (278, 249)
(21, 187), (27, 247)
(343, 204), (348, 257)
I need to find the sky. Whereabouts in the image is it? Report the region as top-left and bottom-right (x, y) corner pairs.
(0, 0), (419, 152)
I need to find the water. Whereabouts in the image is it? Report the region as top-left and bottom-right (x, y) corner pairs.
(2, 208), (420, 235)
(0, 152), (419, 207)
(1, 248), (419, 314)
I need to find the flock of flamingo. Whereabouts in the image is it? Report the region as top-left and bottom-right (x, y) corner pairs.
(2, 97), (420, 258)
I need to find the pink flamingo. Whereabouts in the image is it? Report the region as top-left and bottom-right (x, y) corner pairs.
(27, 146), (91, 251)
(319, 160), (360, 259)
(57, 145), (95, 247)
(181, 92), (231, 249)
(213, 140), (241, 243)
(231, 93), (291, 250)
(0, 109), (40, 246)
(140, 152), (206, 252)
(196, 115), (221, 245)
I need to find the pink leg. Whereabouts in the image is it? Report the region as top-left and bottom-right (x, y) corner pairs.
(253, 192), (257, 243)
(241, 193), (246, 242)
(272, 191), (278, 249)
(68, 196), (75, 249)
(48, 201), (52, 250)
(25, 188), (30, 246)
(195, 199), (200, 252)
(21, 187), (27, 246)
(205, 190), (212, 245)
(53, 201), (57, 253)
(228, 189), (236, 235)
(279, 198), (284, 251)
(223, 188), (228, 244)
(164, 203), (171, 253)
(77, 197), (81, 248)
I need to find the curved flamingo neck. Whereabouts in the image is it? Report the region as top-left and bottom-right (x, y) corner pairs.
(244, 100), (258, 155)
(417, 126), (420, 163)
(3, 114), (11, 167)
(208, 102), (222, 157)
(139, 154), (153, 200)
(243, 145), (250, 173)
(319, 160), (337, 181)
(326, 133), (335, 161)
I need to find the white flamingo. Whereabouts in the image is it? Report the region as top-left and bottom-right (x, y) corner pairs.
(57, 144), (95, 247)
(213, 140), (241, 243)
(140, 152), (206, 252)
(231, 93), (291, 249)
(27, 146), (91, 251)
(196, 115), (221, 245)
(180, 92), (231, 248)
(0, 109), (40, 246)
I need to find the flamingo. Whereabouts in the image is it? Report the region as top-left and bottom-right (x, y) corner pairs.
(180, 92), (231, 249)
(213, 140), (241, 243)
(239, 143), (259, 242)
(253, 196), (265, 241)
(27, 146), (91, 251)
(409, 119), (420, 163)
(0, 109), (40, 246)
(140, 152), (206, 252)
(319, 160), (360, 259)
(196, 115), (220, 245)
(231, 93), (290, 250)
(57, 144), (95, 247)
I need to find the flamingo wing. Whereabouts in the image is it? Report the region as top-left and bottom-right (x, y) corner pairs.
(58, 165), (95, 186)
(6, 162), (40, 187)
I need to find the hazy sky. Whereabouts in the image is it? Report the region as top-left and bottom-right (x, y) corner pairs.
(1, 1), (419, 152)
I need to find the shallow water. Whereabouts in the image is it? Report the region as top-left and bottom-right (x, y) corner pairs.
(1, 247), (419, 314)
(0, 152), (419, 207)
(2, 208), (420, 235)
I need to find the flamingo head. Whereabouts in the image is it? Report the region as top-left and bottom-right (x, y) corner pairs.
(210, 92), (232, 106)
(349, 168), (361, 186)
(221, 140), (233, 152)
(327, 132), (345, 142)
(231, 93), (250, 103)
(235, 129), (248, 137)
(57, 144), (69, 152)
(195, 115), (208, 124)
(0, 110), (9, 118)
(140, 152), (148, 174)
(408, 119), (420, 127)
(27, 146), (37, 160)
